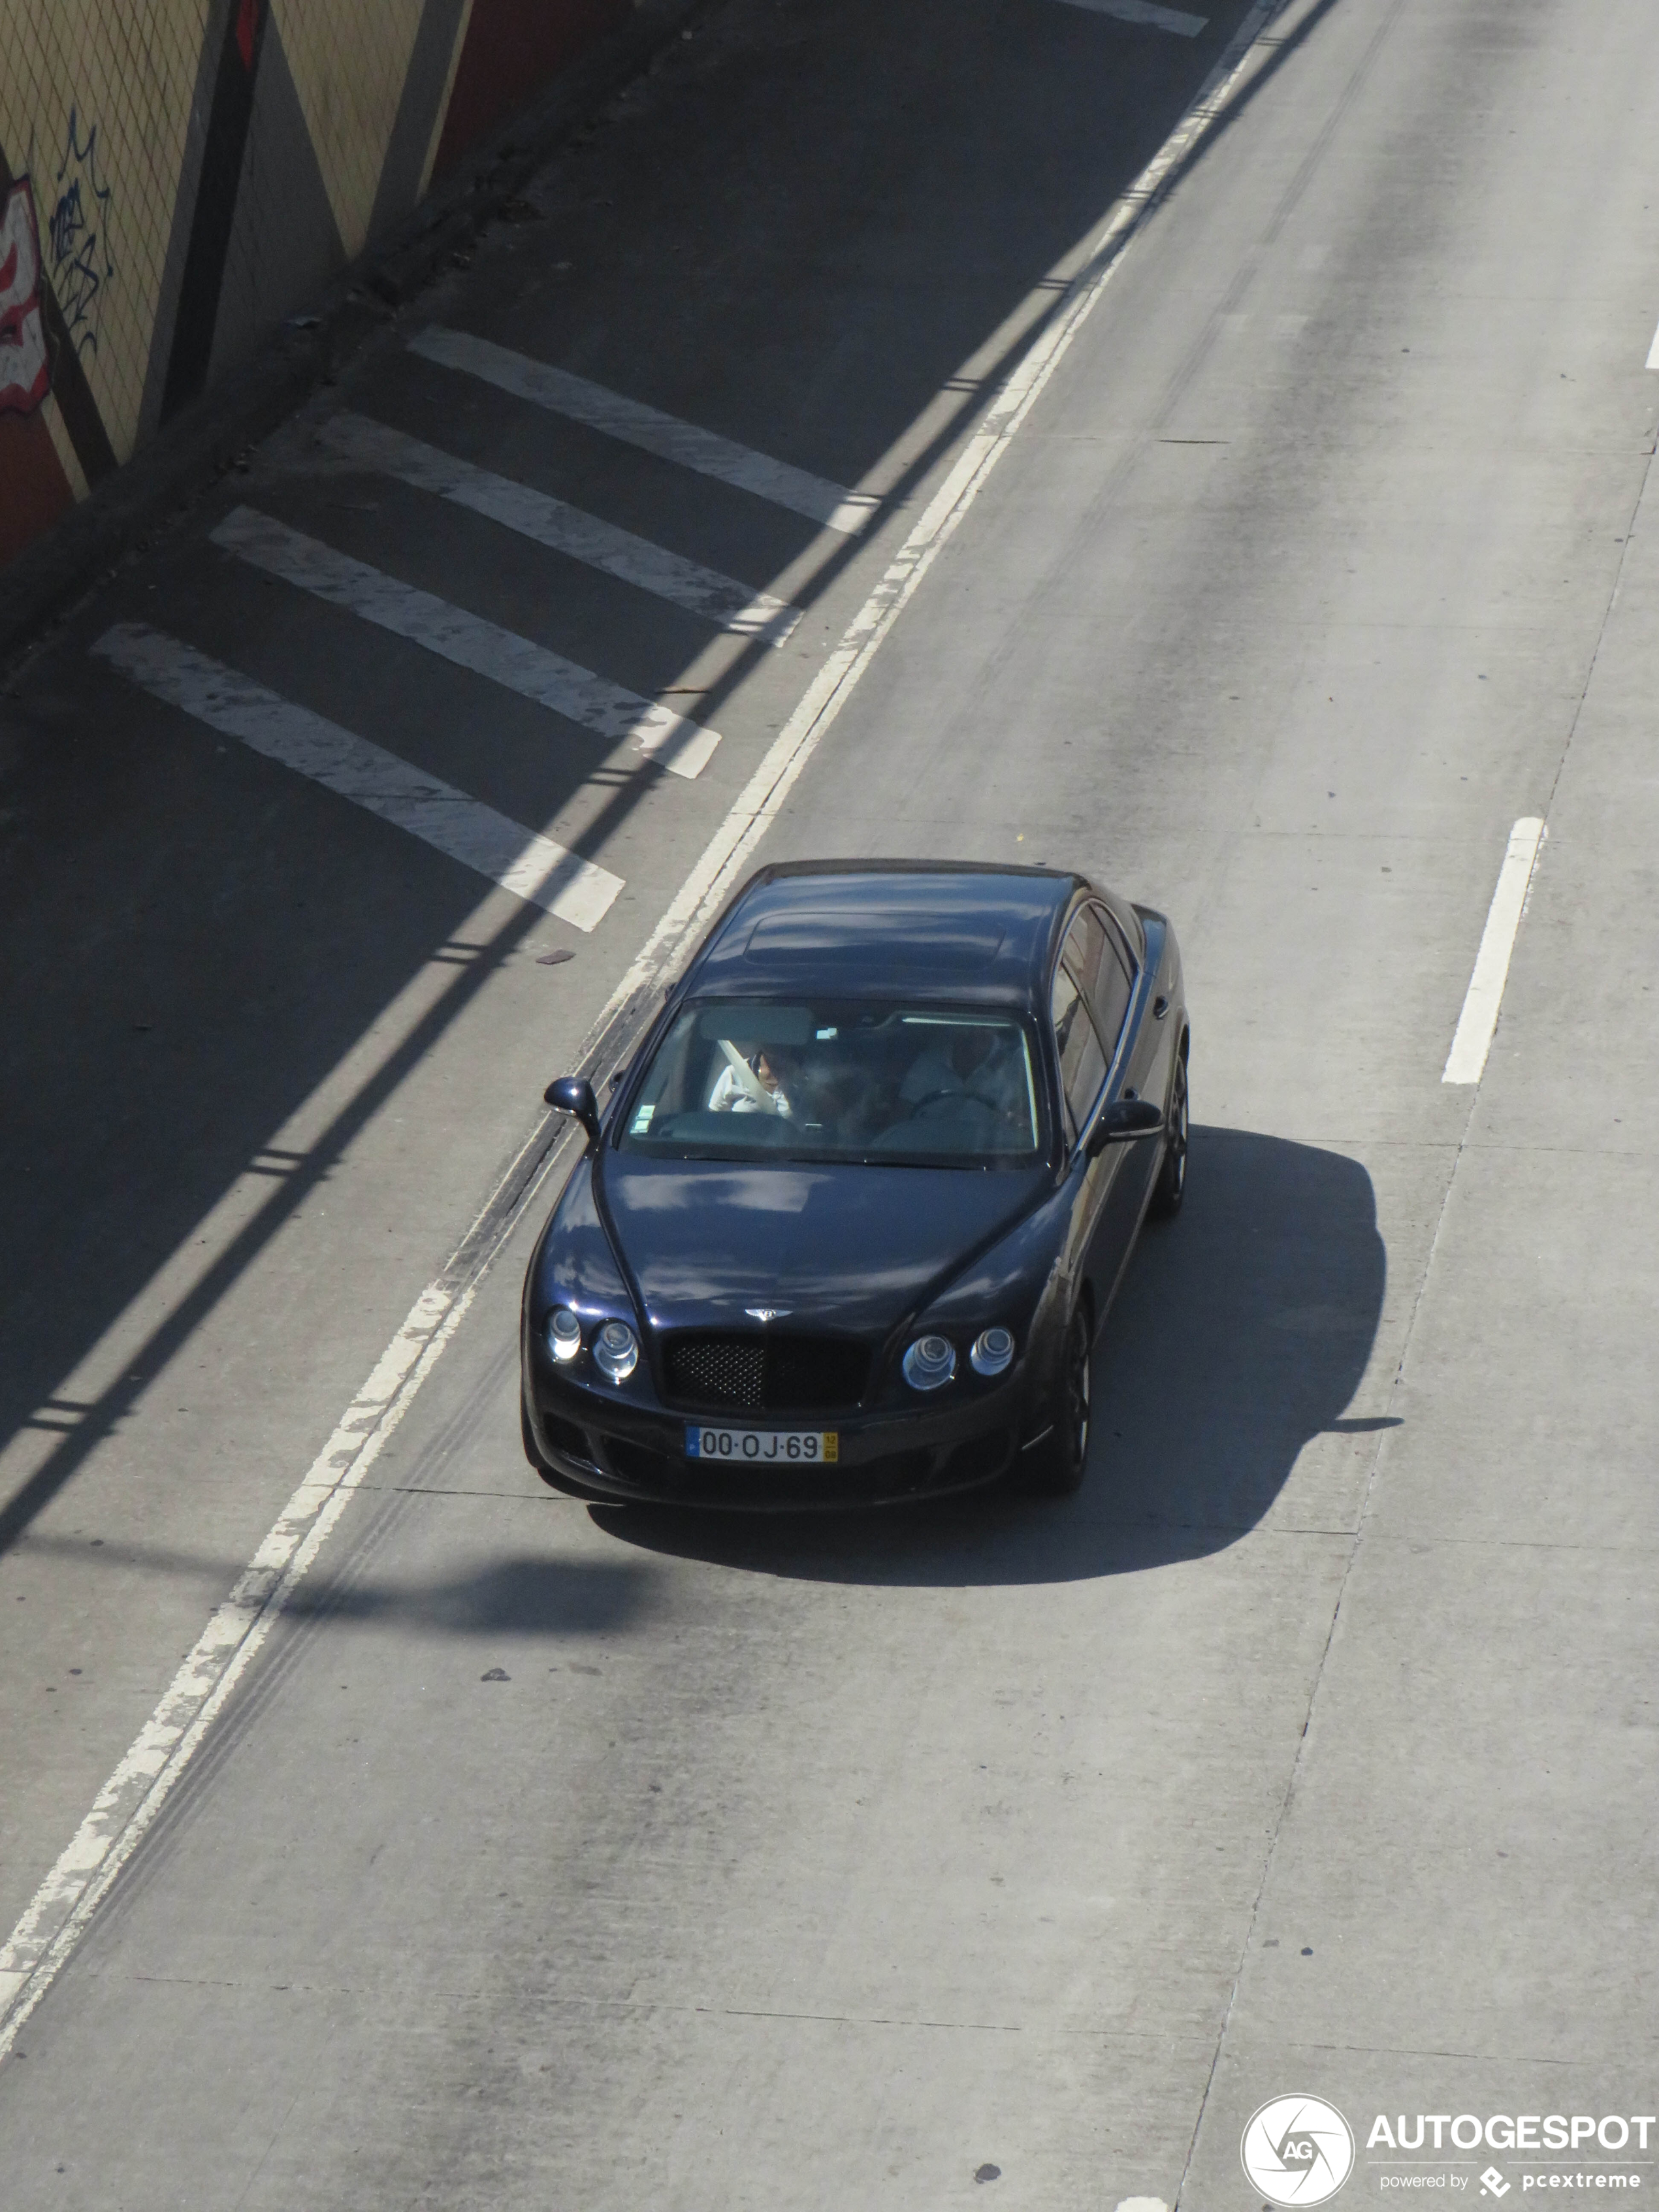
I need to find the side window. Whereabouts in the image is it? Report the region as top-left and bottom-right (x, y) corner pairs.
(1088, 904), (1136, 1052)
(1050, 934), (1108, 1141)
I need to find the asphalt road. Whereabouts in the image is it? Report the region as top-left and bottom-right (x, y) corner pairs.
(3, 0), (1658, 2205)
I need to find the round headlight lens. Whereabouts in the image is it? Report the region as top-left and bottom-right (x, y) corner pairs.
(546, 1307), (583, 1363)
(902, 1334), (956, 1391)
(970, 1326), (1016, 1378)
(592, 1319), (639, 1383)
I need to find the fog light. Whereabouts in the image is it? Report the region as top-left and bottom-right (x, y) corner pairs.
(592, 1319), (639, 1383)
(970, 1326), (1015, 1378)
(902, 1334), (956, 1391)
(546, 1308), (583, 1363)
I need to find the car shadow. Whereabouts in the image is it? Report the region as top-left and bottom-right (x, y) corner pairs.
(587, 1125), (1385, 1586)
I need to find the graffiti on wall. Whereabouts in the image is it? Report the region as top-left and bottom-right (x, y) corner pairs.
(0, 176), (51, 415)
(47, 109), (115, 359)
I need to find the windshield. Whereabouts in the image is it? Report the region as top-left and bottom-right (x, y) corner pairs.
(619, 1001), (1045, 1166)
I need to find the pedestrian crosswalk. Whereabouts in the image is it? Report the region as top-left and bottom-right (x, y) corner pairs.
(410, 326), (878, 536)
(1050, 0), (1207, 34)
(94, 332), (874, 933)
(317, 412), (802, 646)
(209, 505), (724, 779)
(94, 626), (624, 931)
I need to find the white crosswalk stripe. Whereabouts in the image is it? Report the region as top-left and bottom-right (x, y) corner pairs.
(410, 325), (878, 535)
(1051, 0), (1207, 32)
(93, 625), (623, 932)
(319, 411), (801, 647)
(210, 506), (722, 780)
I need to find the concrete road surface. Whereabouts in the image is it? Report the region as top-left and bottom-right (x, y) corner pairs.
(3, 0), (1656, 2204)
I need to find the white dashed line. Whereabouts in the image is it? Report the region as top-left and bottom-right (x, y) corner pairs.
(1646, 315), (1659, 370)
(410, 325), (878, 534)
(1053, 0), (1208, 35)
(1442, 817), (1546, 1084)
(319, 411), (801, 646)
(91, 624), (624, 931)
(210, 507), (722, 779)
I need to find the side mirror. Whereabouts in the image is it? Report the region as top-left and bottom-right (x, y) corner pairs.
(544, 1074), (602, 1144)
(1086, 1095), (1163, 1157)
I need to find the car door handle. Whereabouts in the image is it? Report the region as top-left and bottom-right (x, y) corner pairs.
(1153, 994), (1171, 1020)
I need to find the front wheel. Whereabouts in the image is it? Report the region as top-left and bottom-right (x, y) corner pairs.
(1022, 1307), (1092, 1498)
(1150, 1047), (1188, 1220)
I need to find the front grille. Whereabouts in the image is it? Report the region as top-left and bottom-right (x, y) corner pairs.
(660, 1331), (869, 1413)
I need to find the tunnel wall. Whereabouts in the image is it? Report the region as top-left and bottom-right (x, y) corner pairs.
(0, 0), (631, 573)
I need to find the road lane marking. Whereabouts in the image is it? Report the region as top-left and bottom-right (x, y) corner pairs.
(1, 0), (1283, 2062)
(1442, 817), (1546, 1083)
(319, 411), (801, 647)
(1646, 316), (1659, 370)
(0, 1211), (509, 2045)
(91, 624), (624, 931)
(1054, 0), (1208, 34)
(211, 507), (722, 779)
(410, 325), (878, 534)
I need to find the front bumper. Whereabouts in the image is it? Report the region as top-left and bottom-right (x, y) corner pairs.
(522, 1335), (1033, 1511)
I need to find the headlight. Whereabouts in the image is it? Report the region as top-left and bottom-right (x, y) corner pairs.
(970, 1326), (1015, 1378)
(545, 1307), (583, 1363)
(902, 1334), (956, 1391)
(592, 1319), (639, 1383)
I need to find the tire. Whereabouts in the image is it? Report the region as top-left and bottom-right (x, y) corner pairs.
(1022, 1306), (1092, 1498)
(1149, 1044), (1189, 1220)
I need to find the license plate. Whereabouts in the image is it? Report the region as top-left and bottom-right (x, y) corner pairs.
(685, 1425), (839, 1466)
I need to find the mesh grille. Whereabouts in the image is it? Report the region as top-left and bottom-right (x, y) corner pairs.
(662, 1332), (869, 1413)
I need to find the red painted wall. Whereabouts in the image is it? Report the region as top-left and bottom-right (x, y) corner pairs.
(434, 0), (632, 176)
(0, 411), (73, 568)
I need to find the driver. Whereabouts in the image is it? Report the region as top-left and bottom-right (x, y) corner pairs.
(900, 1026), (1024, 1119)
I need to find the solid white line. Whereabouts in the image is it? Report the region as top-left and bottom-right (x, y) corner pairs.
(1054, 0), (1208, 33)
(0, 1179), (521, 2052)
(91, 624), (624, 931)
(1646, 317), (1659, 371)
(319, 412), (801, 647)
(410, 326), (878, 535)
(210, 507), (722, 780)
(1, 0), (1281, 2060)
(1442, 818), (1546, 1084)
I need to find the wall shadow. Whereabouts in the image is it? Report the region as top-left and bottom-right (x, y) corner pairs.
(0, 0), (1338, 1556)
(22, 1524), (656, 1637)
(588, 1125), (1385, 1587)
(282, 1550), (653, 1635)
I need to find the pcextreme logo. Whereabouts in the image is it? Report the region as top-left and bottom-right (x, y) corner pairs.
(1243, 2096), (1358, 2206)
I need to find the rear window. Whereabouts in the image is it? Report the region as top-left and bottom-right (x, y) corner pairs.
(620, 1001), (1044, 1167)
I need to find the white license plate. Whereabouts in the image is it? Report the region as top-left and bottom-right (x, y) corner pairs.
(685, 1425), (839, 1466)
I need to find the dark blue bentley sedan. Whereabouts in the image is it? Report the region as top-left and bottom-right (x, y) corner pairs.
(520, 861), (1187, 1508)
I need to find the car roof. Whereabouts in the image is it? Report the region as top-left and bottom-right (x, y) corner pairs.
(682, 860), (1087, 1005)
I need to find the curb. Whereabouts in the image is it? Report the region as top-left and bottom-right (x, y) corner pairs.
(0, 0), (703, 677)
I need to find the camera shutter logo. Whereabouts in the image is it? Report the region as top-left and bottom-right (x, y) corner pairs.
(1241, 2095), (1356, 2205)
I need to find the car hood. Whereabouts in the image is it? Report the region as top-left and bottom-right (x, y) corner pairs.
(598, 1155), (1049, 1336)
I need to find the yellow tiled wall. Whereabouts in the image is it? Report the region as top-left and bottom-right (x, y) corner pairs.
(0, 0), (545, 575)
(1, 0), (214, 465)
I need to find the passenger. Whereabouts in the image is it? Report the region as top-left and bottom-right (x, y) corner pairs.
(707, 1043), (793, 1116)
